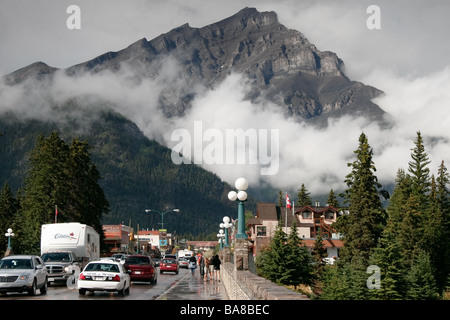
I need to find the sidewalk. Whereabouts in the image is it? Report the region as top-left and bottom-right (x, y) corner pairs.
(157, 270), (228, 300)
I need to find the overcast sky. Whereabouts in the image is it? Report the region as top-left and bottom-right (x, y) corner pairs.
(1, 0), (449, 196)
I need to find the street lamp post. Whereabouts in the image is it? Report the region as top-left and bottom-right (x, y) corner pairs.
(5, 228), (14, 255)
(228, 178), (249, 270)
(145, 208), (180, 231)
(217, 230), (225, 249)
(227, 177), (248, 239)
(219, 216), (232, 247)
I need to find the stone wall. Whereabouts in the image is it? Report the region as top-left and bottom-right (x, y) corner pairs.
(221, 262), (309, 300)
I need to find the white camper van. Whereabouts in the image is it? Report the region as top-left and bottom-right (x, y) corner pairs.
(41, 223), (100, 285)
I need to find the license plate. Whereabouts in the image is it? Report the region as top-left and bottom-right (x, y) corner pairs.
(48, 278), (55, 282)
(134, 271), (141, 274)
(94, 276), (105, 281)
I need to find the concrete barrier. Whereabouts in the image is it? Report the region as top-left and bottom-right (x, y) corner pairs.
(220, 262), (309, 300)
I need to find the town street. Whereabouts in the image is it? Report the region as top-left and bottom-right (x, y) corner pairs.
(0, 267), (228, 300)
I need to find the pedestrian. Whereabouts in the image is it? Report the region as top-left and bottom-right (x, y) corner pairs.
(203, 256), (211, 281)
(198, 252), (205, 279)
(212, 254), (221, 281)
(189, 255), (197, 275)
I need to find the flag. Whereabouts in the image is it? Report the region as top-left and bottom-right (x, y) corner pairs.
(55, 205), (58, 223)
(286, 194), (292, 209)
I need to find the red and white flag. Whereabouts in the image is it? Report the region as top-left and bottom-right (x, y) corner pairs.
(286, 194), (292, 209)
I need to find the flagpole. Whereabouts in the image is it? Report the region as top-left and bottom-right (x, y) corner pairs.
(285, 192), (287, 232)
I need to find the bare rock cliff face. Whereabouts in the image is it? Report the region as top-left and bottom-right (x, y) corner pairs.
(5, 7), (384, 124)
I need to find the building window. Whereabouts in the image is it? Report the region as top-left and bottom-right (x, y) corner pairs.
(257, 226), (267, 237)
(325, 211), (334, 220)
(302, 211), (312, 219)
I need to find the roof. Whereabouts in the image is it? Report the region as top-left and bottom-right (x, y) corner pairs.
(187, 241), (218, 247)
(301, 239), (343, 248)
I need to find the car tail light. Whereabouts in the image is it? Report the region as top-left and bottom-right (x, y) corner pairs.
(112, 275), (120, 282)
(79, 273), (86, 280)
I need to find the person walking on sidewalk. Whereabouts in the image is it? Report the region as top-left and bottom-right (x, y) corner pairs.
(198, 252), (205, 279)
(189, 255), (197, 275)
(212, 254), (221, 281)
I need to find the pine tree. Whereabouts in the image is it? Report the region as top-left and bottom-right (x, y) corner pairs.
(277, 190), (283, 206)
(16, 131), (109, 254)
(326, 189), (339, 207)
(280, 220), (312, 290)
(256, 222), (287, 282)
(408, 131), (431, 207)
(338, 132), (386, 265)
(406, 250), (439, 300)
(297, 184), (312, 207)
(369, 228), (406, 299)
(0, 182), (18, 254)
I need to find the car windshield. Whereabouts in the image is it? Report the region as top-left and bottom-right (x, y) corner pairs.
(126, 256), (150, 265)
(0, 258), (33, 269)
(42, 252), (71, 262)
(84, 263), (119, 273)
(163, 259), (175, 264)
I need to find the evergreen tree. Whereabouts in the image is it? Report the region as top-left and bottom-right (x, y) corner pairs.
(256, 222), (287, 282)
(297, 184), (312, 207)
(280, 220), (312, 290)
(369, 228), (406, 299)
(406, 250), (439, 300)
(408, 131), (431, 207)
(326, 189), (339, 207)
(311, 228), (328, 295)
(15, 131), (109, 254)
(0, 182), (18, 254)
(277, 190), (283, 206)
(338, 132), (386, 265)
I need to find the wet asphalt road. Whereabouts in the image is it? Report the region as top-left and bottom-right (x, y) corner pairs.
(0, 267), (228, 300)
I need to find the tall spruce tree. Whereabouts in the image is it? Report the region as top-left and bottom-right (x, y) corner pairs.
(297, 184), (312, 207)
(326, 189), (339, 208)
(0, 182), (18, 254)
(280, 220), (312, 290)
(408, 131), (431, 207)
(338, 132), (386, 265)
(16, 131), (108, 254)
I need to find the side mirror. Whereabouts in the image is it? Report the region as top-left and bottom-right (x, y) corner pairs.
(36, 264), (43, 270)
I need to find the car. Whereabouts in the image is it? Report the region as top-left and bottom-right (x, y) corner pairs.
(178, 257), (189, 268)
(124, 255), (158, 284)
(164, 254), (178, 262)
(78, 260), (130, 296)
(160, 257), (179, 274)
(0, 255), (48, 296)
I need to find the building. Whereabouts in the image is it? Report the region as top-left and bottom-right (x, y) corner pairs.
(247, 202), (343, 262)
(103, 224), (133, 254)
(186, 241), (218, 252)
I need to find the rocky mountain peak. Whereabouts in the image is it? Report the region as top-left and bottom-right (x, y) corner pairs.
(4, 8), (384, 124)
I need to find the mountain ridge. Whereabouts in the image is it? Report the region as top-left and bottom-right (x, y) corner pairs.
(4, 7), (384, 124)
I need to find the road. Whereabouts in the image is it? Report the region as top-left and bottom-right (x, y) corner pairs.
(0, 267), (228, 300)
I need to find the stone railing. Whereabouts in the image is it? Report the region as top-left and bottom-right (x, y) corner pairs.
(220, 261), (309, 300)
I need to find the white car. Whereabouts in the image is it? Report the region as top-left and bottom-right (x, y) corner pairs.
(78, 260), (130, 296)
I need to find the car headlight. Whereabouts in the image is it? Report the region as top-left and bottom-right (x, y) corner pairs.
(19, 274), (30, 280)
(64, 266), (71, 273)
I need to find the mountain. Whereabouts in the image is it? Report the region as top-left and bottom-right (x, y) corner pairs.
(1, 8), (385, 237)
(0, 107), (246, 238)
(5, 7), (384, 124)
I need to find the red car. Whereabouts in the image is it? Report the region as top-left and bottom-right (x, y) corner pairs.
(160, 257), (179, 274)
(124, 255), (158, 284)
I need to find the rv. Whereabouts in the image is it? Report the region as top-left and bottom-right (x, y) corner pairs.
(40, 223), (99, 285)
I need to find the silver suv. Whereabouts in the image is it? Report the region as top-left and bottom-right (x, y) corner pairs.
(0, 255), (48, 296)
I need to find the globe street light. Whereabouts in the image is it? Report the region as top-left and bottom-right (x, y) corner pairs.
(145, 208), (180, 231)
(5, 228), (14, 250)
(228, 177), (248, 239)
(217, 229), (225, 249)
(219, 216), (232, 247)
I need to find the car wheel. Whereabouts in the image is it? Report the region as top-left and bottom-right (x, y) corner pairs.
(40, 278), (48, 294)
(160, 270), (163, 274)
(78, 288), (86, 295)
(118, 283), (126, 296)
(28, 279), (37, 296)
